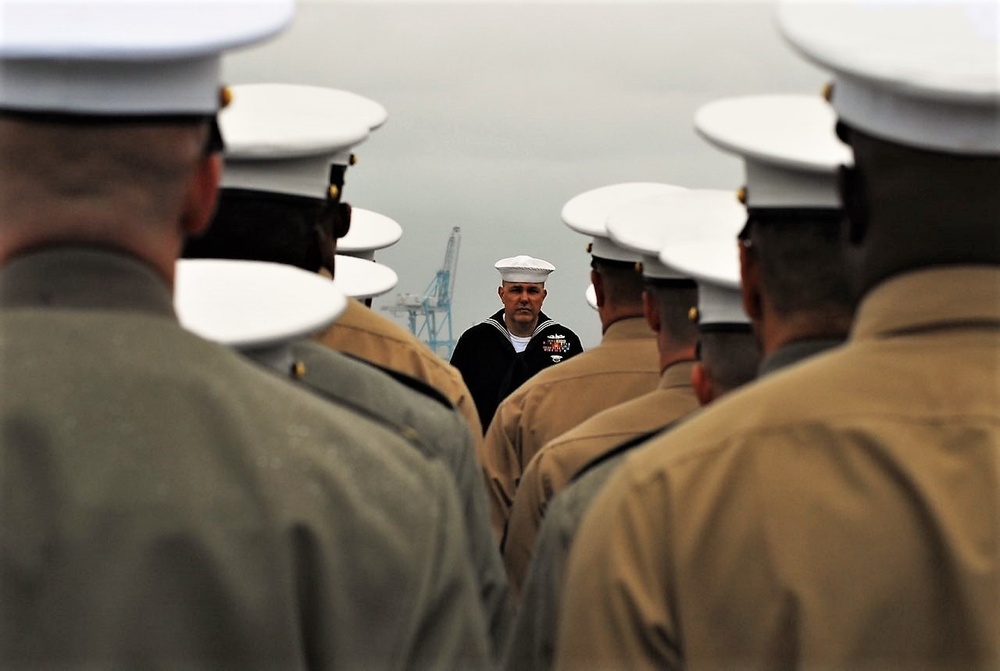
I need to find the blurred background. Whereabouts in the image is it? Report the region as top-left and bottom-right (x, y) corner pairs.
(223, 0), (826, 352)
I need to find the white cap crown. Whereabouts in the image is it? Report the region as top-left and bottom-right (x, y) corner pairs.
(337, 208), (403, 261)
(175, 258), (346, 351)
(562, 183), (688, 263)
(0, 0), (294, 116)
(695, 94), (853, 208)
(220, 83), (385, 199)
(495, 255), (555, 283)
(777, 1), (1000, 155)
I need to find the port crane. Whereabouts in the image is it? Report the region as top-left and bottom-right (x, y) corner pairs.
(383, 226), (461, 358)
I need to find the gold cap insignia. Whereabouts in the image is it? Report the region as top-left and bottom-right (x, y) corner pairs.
(219, 86), (234, 109)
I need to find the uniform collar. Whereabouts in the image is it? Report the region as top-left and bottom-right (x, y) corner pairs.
(0, 246), (176, 318)
(485, 308), (553, 340)
(851, 266), (1000, 341)
(601, 316), (656, 342)
(659, 359), (697, 390)
(758, 338), (845, 378)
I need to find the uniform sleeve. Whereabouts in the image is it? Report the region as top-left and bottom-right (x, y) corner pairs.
(454, 380), (485, 441)
(554, 462), (682, 671)
(502, 446), (552, 598)
(480, 391), (527, 545)
(502, 496), (577, 671)
(404, 461), (494, 670)
(451, 412), (514, 660)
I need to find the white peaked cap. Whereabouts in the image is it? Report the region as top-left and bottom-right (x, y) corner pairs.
(562, 183), (685, 263)
(777, 1), (1000, 155)
(585, 283), (598, 311)
(220, 83), (379, 199)
(495, 255), (555, 283)
(175, 258), (346, 351)
(605, 185), (696, 281)
(333, 255), (398, 299)
(695, 94), (853, 208)
(337, 208), (403, 261)
(0, 0), (294, 116)
(658, 189), (750, 327)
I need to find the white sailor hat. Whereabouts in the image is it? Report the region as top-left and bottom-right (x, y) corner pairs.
(337, 208), (404, 261)
(0, 0), (293, 116)
(333, 255), (398, 300)
(605, 185), (694, 281)
(658, 190), (750, 328)
(777, 1), (1000, 155)
(695, 94), (853, 209)
(585, 283), (599, 311)
(175, 259), (346, 356)
(495, 255), (555, 284)
(220, 83), (386, 199)
(562, 183), (685, 263)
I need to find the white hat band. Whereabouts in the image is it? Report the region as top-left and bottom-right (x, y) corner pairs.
(698, 281), (749, 327)
(640, 255), (688, 281)
(222, 156), (332, 199)
(744, 161), (842, 208)
(591, 236), (641, 263)
(834, 73), (1000, 155)
(0, 57), (220, 115)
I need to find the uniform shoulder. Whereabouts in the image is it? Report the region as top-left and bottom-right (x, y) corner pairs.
(295, 339), (454, 411)
(617, 347), (863, 483)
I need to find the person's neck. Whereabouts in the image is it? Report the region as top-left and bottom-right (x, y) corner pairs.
(598, 304), (644, 334)
(504, 316), (537, 337)
(758, 310), (851, 358)
(659, 346), (697, 375)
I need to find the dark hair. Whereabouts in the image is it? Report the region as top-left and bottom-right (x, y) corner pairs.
(591, 257), (644, 307)
(648, 283), (699, 346)
(747, 215), (856, 319)
(698, 329), (760, 394)
(183, 188), (346, 271)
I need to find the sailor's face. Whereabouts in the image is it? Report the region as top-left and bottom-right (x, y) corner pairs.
(499, 281), (547, 326)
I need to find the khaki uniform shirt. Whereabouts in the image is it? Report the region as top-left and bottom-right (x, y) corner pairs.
(291, 340), (512, 657)
(503, 360), (698, 594)
(556, 267), (1000, 670)
(508, 337), (844, 671)
(481, 317), (660, 542)
(0, 248), (491, 669)
(315, 298), (484, 441)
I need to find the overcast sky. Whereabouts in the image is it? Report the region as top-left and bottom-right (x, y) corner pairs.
(223, 0), (827, 351)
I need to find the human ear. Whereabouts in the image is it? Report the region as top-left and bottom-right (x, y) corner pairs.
(180, 154), (222, 237)
(642, 290), (660, 332)
(739, 244), (763, 321)
(691, 362), (714, 407)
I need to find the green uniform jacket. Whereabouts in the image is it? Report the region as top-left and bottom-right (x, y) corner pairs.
(481, 316), (660, 543)
(502, 360), (698, 595)
(291, 340), (513, 658)
(0, 248), (490, 669)
(315, 299), (484, 440)
(557, 267), (1000, 670)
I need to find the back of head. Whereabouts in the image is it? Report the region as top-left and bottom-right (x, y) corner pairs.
(183, 189), (327, 271)
(777, 1), (1000, 294)
(648, 282), (700, 350)
(748, 215), (856, 322)
(698, 330), (761, 396)
(184, 83), (379, 274)
(0, 0), (293, 267)
(591, 257), (645, 310)
(0, 118), (208, 248)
